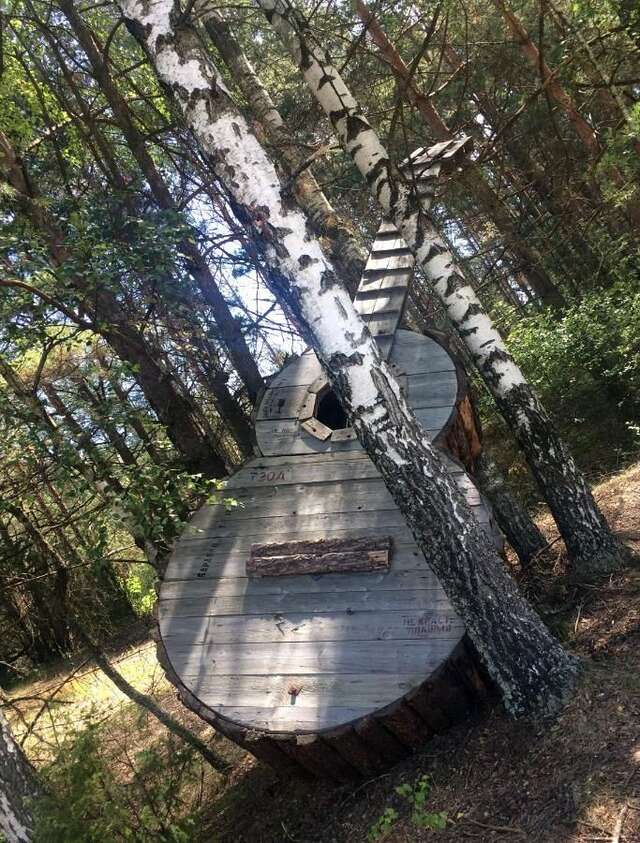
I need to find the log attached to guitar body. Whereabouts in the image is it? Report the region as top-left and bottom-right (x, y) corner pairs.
(247, 536), (393, 577)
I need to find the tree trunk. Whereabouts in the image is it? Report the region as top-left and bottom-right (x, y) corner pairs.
(121, 0), (580, 717)
(353, 0), (565, 308)
(0, 710), (41, 843)
(475, 453), (547, 565)
(94, 352), (165, 465)
(57, 0), (265, 404)
(490, 0), (600, 155)
(75, 633), (230, 773)
(203, 9), (366, 295)
(32, 485), (135, 625)
(76, 380), (137, 466)
(252, 0), (629, 579)
(4, 504), (72, 656)
(42, 383), (127, 495)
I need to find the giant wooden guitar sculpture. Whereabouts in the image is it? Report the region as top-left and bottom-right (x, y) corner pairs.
(155, 139), (502, 780)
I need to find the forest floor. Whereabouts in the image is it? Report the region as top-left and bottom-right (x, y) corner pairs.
(6, 463), (640, 842)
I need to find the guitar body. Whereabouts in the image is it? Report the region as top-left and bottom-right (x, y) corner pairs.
(156, 329), (501, 780)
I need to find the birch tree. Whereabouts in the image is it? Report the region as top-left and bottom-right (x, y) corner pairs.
(119, 0), (580, 717)
(247, 0), (630, 579)
(0, 711), (40, 843)
(202, 9), (366, 294)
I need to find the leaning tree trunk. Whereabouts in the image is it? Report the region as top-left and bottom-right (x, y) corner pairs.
(120, 0), (579, 717)
(490, 0), (600, 155)
(203, 9), (366, 295)
(71, 629), (230, 774)
(250, 0), (629, 579)
(475, 453), (547, 565)
(0, 711), (41, 843)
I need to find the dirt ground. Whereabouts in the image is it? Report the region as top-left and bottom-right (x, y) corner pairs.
(6, 464), (640, 842)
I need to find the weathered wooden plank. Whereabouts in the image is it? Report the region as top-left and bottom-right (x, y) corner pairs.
(401, 136), (472, 175)
(354, 287), (408, 318)
(359, 311), (403, 337)
(183, 507), (408, 536)
(364, 252), (414, 272)
(391, 330), (456, 373)
(407, 370), (459, 408)
(195, 485), (482, 527)
(180, 672), (426, 710)
(158, 587), (452, 619)
(254, 370), (456, 427)
(194, 483), (396, 525)
(255, 332), (457, 453)
(357, 273), (411, 293)
(230, 451), (372, 470)
(160, 609), (463, 647)
(165, 638), (458, 678)
(211, 475), (486, 525)
(265, 331), (456, 392)
(164, 542), (428, 581)
(170, 526), (423, 562)
(256, 385), (308, 420)
(247, 536), (392, 577)
(222, 453), (463, 489)
(377, 220), (399, 235)
(300, 417), (332, 441)
(268, 352), (321, 387)
(255, 420), (362, 456)
(331, 428), (357, 441)
(257, 406), (453, 457)
(202, 705), (374, 733)
(181, 503), (490, 545)
(160, 570), (443, 602)
(369, 237), (410, 253)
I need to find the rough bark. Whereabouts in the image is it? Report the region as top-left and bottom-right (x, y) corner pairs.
(58, 0), (265, 404)
(247, 535), (392, 576)
(476, 453), (547, 565)
(121, 0), (580, 717)
(252, 0), (629, 578)
(0, 710), (41, 842)
(354, 0), (565, 308)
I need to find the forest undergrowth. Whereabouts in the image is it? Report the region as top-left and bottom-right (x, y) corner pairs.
(4, 462), (639, 843)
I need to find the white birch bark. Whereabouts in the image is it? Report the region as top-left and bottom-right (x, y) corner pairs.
(202, 10), (366, 293)
(0, 711), (39, 843)
(250, 0), (629, 577)
(120, 0), (579, 717)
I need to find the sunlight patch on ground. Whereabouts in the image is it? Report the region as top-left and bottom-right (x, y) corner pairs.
(5, 641), (168, 764)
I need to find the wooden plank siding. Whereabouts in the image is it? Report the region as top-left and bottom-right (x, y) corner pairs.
(255, 330), (458, 457)
(160, 447), (498, 733)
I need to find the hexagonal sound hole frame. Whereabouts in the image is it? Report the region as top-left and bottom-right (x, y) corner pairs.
(297, 363), (406, 443)
(297, 378), (357, 443)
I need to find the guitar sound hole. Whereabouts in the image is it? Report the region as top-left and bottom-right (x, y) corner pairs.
(315, 388), (350, 431)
